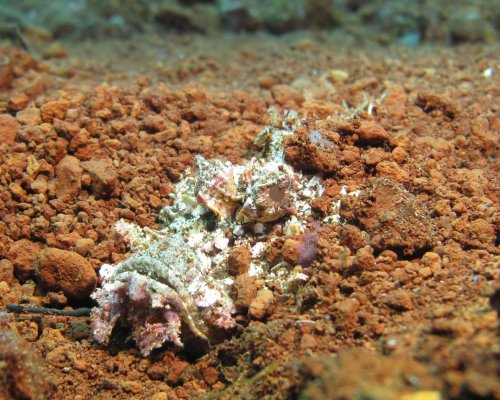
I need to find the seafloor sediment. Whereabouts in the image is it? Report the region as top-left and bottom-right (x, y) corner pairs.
(0, 32), (498, 399)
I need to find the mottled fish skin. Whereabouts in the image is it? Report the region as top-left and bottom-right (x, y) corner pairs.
(91, 109), (324, 356)
(93, 232), (233, 353)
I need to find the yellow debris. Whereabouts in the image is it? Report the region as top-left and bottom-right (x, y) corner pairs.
(27, 155), (40, 177)
(327, 69), (349, 83)
(400, 391), (442, 400)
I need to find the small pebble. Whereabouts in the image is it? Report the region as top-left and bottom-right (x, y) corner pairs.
(167, 361), (189, 385)
(36, 248), (97, 300)
(249, 289), (274, 319)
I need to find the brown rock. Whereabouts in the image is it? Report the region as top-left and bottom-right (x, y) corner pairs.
(47, 291), (68, 307)
(234, 273), (257, 310)
(167, 360), (189, 385)
(30, 176), (49, 193)
(339, 224), (366, 251)
(271, 85), (305, 108)
(121, 381), (142, 394)
(55, 155), (83, 199)
(0, 281), (10, 295)
(0, 328), (55, 399)
(119, 208), (135, 221)
(45, 346), (69, 368)
(202, 367), (219, 386)
(392, 146), (408, 163)
(90, 241), (111, 260)
(452, 216), (496, 250)
(147, 364), (167, 380)
(341, 149), (360, 163)
(0, 57), (14, 89)
(56, 232), (83, 248)
(281, 238), (301, 264)
(0, 113), (20, 145)
(36, 248), (97, 300)
(418, 266), (432, 279)
(385, 288), (414, 311)
(43, 137), (69, 166)
(382, 82), (407, 119)
(69, 319), (90, 341)
(149, 194), (162, 209)
(354, 121), (390, 145)
(284, 127), (341, 174)
(431, 318), (472, 336)
(142, 115), (168, 133)
(40, 100), (70, 123)
(9, 182), (25, 199)
(69, 129), (90, 152)
(75, 238), (95, 257)
(6, 239), (42, 281)
(249, 289), (274, 320)
(470, 117), (497, 157)
(101, 378), (119, 390)
(82, 158), (118, 198)
(54, 119), (80, 139)
(421, 252), (442, 274)
(433, 199), (451, 216)
(300, 333), (317, 350)
(0, 259), (14, 285)
(375, 161), (409, 183)
(416, 92), (459, 119)
(72, 358), (88, 372)
(353, 245), (376, 271)
(136, 213), (155, 227)
(227, 245), (251, 276)
(339, 120), (391, 145)
(88, 86), (119, 116)
(151, 393), (168, 400)
(341, 178), (436, 255)
(175, 386), (189, 399)
(362, 147), (387, 166)
(16, 105), (42, 125)
(8, 93), (30, 112)
(331, 298), (360, 331)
